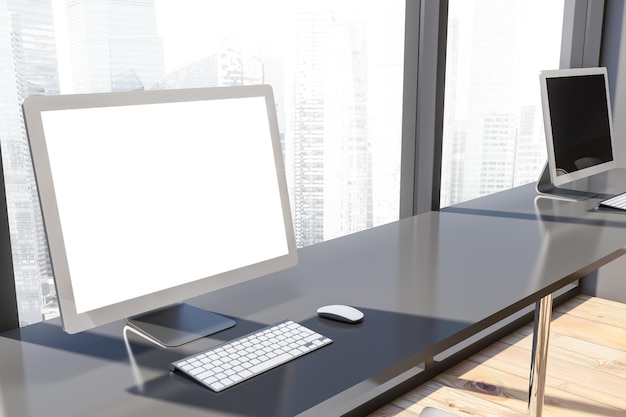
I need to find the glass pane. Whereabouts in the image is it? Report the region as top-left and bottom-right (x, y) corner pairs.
(441, 0), (564, 207)
(2, 0), (404, 325)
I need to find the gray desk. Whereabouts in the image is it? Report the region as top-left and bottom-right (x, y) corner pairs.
(2, 182), (626, 417)
(448, 171), (626, 416)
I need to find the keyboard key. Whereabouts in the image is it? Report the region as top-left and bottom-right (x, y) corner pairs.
(249, 352), (293, 374)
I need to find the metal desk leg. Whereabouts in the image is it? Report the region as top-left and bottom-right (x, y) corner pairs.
(528, 293), (553, 417)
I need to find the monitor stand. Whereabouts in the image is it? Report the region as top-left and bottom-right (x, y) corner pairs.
(536, 162), (602, 201)
(125, 303), (235, 348)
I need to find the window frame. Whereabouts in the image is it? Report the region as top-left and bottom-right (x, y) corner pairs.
(0, 152), (18, 331)
(399, 0), (605, 217)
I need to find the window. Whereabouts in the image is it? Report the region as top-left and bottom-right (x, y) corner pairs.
(440, 0), (565, 207)
(2, 0), (404, 325)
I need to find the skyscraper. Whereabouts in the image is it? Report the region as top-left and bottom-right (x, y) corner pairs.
(1, 0), (59, 324)
(292, 8), (371, 247)
(66, 0), (164, 92)
(151, 36), (264, 90)
(462, 2), (519, 201)
(514, 105), (546, 187)
(441, 1), (561, 207)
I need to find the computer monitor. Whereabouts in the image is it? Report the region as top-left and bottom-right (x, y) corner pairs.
(538, 67), (617, 192)
(23, 85), (297, 346)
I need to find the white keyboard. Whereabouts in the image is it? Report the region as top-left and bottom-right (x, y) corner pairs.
(170, 320), (332, 392)
(599, 192), (626, 211)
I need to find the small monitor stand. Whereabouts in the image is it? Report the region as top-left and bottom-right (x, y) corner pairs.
(536, 162), (601, 201)
(536, 161), (626, 202)
(125, 303), (235, 348)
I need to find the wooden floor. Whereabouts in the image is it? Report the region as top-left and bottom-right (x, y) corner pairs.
(369, 295), (626, 417)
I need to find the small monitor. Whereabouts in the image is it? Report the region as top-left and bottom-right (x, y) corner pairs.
(23, 85), (297, 346)
(539, 67), (616, 188)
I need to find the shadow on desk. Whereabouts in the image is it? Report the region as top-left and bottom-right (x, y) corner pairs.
(126, 309), (470, 417)
(0, 309), (471, 417)
(0, 314), (265, 366)
(1, 320), (150, 361)
(444, 205), (626, 228)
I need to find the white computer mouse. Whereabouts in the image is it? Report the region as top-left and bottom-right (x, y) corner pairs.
(317, 304), (364, 324)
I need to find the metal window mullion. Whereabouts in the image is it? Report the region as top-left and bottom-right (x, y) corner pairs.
(400, 0), (448, 218)
(560, 0), (604, 69)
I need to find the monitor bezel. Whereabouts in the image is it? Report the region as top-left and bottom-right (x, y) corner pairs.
(539, 66), (617, 187)
(23, 85), (298, 335)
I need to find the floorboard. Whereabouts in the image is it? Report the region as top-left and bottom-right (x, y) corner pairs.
(368, 295), (626, 417)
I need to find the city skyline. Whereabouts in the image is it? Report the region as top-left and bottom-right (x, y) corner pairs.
(2, 1), (562, 325)
(2, 0), (404, 324)
(440, 0), (563, 207)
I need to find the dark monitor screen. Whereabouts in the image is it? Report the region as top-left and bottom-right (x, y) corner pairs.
(540, 67), (616, 187)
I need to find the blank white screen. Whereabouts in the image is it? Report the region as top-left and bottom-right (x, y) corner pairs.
(41, 96), (289, 314)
